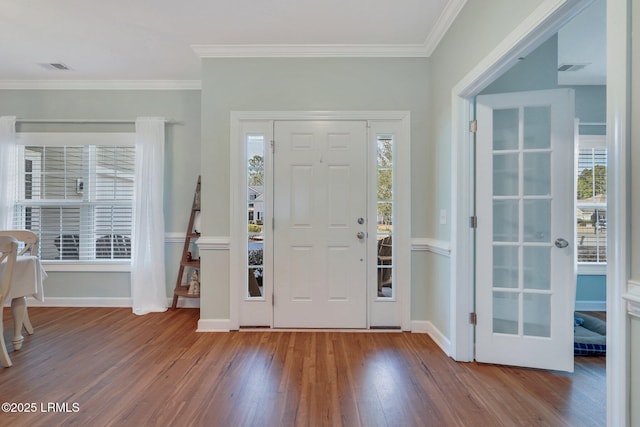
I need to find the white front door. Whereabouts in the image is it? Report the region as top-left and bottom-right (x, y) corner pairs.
(273, 121), (368, 328)
(475, 89), (576, 372)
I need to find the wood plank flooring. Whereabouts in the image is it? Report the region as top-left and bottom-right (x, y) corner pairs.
(0, 308), (605, 426)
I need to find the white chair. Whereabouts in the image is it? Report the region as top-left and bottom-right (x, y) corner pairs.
(0, 230), (38, 340)
(0, 235), (18, 367)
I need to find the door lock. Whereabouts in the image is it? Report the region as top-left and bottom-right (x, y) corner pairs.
(356, 231), (366, 240)
(357, 217), (365, 224)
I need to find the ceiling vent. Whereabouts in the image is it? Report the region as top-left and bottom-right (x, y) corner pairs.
(39, 62), (72, 71)
(557, 63), (590, 72)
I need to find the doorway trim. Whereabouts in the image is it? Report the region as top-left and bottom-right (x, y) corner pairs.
(450, 0), (629, 425)
(229, 111), (411, 331)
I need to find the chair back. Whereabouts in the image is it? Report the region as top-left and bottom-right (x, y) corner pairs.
(0, 230), (38, 256)
(0, 236), (18, 302)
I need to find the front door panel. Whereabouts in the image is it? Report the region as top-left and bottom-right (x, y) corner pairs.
(273, 121), (368, 328)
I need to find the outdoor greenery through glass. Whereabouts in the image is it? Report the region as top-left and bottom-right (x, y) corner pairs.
(576, 147), (607, 263)
(377, 135), (393, 298)
(247, 135), (265, 298)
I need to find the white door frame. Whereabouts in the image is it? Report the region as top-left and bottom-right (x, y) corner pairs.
(230, 111), (411, 331)
(450, 0), (630, 425)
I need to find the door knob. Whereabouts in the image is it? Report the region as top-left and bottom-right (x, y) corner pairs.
(356, 231), (366, 240)
(357, 217), (365, 225)
(554, 238), (569, 248)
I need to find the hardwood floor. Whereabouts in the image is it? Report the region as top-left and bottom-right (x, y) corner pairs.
(1, 308), (605, 426)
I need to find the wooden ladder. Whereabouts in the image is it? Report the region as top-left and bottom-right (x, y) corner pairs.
(172, 175), (201, 308)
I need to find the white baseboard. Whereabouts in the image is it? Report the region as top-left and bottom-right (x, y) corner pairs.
(20, 297), (133, 307)
(197, 318), (233, 332)
(171, 298), (200, 308)
(411, 320), (451, 356)
(575, 301), (607, 311)
(6, 297), (200, 309)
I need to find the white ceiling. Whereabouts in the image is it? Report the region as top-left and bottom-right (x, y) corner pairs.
(0, 0), (465, 85)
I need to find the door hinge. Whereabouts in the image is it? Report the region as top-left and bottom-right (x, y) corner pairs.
(470, 215), (478, 228)
(272, 293), (274, 307)
(469, 312), (477, 325)
(270, 139), (275, 153)
(272, 217), (275, 230)
(469, 120), (478, 133)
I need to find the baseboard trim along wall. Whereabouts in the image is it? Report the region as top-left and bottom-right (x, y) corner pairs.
(23, 297), (132, 307)
(8, 297), (200, 309)
(411, 320), (451, 356)
(197, 318), (233, 332)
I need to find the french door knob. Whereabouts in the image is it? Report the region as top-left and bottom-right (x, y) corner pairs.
(554, 238), (569, 248)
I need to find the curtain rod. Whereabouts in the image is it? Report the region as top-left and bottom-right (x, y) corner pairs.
(16, 118), (181, 125)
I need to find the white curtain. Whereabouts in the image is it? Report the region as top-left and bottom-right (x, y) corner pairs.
(131, 117), (167, 314)
(0, 116), (17, 230)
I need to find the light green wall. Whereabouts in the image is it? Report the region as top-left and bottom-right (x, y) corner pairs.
(0, 90), (201, 299)
(425, 0), (546, 336)
(631, 2), (640, 425)
(633, 317), (640, 427)
(631, 0), (640, 288)
(200, 57), (430, 319)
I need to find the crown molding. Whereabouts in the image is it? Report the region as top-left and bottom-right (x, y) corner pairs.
(423, 0), (468, 56)
(0, 80), (201, 90)
(192, 44), (429, 58)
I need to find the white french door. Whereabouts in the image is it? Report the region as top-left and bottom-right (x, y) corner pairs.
(273, 121), (368, 328)
(475, 89), (576, 372)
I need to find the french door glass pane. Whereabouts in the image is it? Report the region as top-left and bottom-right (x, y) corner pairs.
(523, 246), (551, 290)
(493, 291), (518, 334)
(491, 103), (554, 340)
(523, 293), (551, 337)
(493, 245), (518, 288)
(493, 109), (519, 150)
(523, 106), (551, 149)
(523, 199), (551, 242)
(493, 153), (518, 196)
(523, 152), (551, 196)
(493, 200), (519, 242)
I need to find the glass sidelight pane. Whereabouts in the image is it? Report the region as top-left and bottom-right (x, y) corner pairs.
(493, 153), (519, 196)
(523, 199), (550, 242)
(493, 109), (519, 150)
(377, 135), (394, 299)
(493, 200), (519, 242)
(523, 106), (551, 149)
(523, 293), (551, 337)
(247, 134), (265, 298)
(493, 245), (518, 288)
(523, 152), (550, 196)
(377, 169), (392, 201)
(523, 246), (551, 290)
(493, 291), (519, 335)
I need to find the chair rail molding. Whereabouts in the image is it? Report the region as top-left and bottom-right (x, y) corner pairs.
(411, 238), (451, 257)
(624, 280), (640, 318)
(196, 236), (231, 251)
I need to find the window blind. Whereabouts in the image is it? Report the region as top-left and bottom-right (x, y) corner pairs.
(14, 145), (135, 261)
(576, 147), (607, 264)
